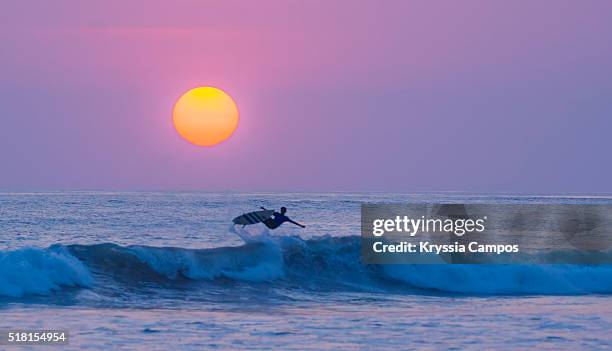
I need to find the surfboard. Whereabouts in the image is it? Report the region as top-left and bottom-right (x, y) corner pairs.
(232, 210), (275, 225)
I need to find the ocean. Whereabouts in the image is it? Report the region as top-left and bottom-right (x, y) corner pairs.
(1, 192), (611, 350)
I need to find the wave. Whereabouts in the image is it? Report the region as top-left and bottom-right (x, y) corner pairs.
(0, 246), (92, 297)
(67, 241), (284, 283)
(1, 235), (612, 298)
(383, 264), (612, 295)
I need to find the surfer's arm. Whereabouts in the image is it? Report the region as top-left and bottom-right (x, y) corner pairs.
(288, 219), (306, 228)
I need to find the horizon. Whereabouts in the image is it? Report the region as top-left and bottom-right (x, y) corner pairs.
(2, 189), (612, 197)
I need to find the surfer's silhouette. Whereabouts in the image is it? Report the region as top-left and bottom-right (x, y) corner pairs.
(260, 207), (306, 229)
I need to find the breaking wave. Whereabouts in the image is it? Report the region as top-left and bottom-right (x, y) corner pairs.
(0, 246), (92, 297)
(1, 235), (611, 298)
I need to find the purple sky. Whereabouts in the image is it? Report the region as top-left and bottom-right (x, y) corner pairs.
(1, 1), (611, 193)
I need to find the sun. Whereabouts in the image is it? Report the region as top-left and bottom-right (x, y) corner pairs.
(173, 87), (239, 147)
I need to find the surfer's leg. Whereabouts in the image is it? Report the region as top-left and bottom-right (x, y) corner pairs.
(262, 218), (278, 229)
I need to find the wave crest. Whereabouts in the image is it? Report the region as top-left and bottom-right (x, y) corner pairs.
(3, 236), (612, 297)
(0, 246), (92, 297)
(67, 241), (284, 283)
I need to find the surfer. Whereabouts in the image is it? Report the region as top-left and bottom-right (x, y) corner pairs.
(260, 207), (306, 229)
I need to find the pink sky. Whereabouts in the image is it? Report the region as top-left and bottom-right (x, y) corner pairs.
(1, 1), (611, 192)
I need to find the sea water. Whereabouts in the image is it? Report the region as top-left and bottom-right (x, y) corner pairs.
(0, 192), (611, 350)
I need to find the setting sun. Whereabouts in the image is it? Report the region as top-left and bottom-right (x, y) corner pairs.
(173, 87), (239, 146)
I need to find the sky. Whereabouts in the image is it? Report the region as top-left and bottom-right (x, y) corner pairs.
(1, 1), (611, 193)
